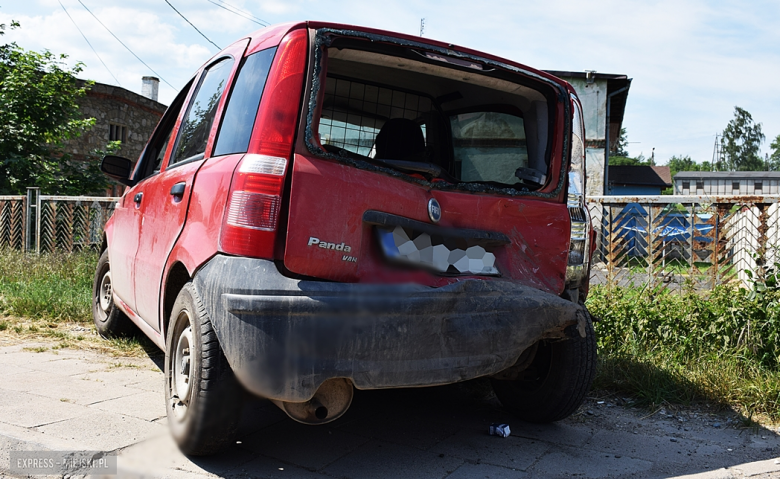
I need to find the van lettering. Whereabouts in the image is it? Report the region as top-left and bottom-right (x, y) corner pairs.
(308, 236), (353, 255)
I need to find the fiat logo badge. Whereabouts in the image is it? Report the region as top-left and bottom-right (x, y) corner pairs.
(427, 198), (441, 223)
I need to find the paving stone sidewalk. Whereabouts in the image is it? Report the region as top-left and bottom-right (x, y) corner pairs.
(0, 342), (779, 478)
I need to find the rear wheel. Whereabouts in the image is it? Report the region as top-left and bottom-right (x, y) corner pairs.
(165, 283), (242, 456)
(491, 312), (596, 423)
(92, 250), (134, 338)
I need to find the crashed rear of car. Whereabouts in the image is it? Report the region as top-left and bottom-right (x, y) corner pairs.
(95, 21), (595, 455)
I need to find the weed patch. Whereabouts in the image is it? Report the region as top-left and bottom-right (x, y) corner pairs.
(0, 248), (97, 322)
(588, 283), (780, 421)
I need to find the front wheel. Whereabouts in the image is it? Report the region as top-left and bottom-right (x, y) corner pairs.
(92, 250), (134, 338)
(165, 283), (243, 456)
(491, 311), (596, 423)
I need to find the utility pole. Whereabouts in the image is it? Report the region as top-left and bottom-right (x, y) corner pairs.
(420, 18), (425, 36)
(711, 133), (721, 171)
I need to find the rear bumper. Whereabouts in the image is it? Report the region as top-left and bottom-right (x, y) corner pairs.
(194, 254), (586, 402)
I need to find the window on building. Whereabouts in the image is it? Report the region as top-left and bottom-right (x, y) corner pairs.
(732, 181), (740, 191)
(755, 181), (763, 191)
(696, 180), (704, 190)
(109, 124), (127, 142)
(682, 181), (690, 190)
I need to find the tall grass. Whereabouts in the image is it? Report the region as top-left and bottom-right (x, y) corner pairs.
(587, 283), (780, 420)
(0, 248), (97, 322)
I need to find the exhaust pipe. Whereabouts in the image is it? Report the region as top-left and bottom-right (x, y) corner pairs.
(271, 378), (353, 425)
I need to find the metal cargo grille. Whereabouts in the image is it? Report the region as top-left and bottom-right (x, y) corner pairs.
(318, 76), (433, 156)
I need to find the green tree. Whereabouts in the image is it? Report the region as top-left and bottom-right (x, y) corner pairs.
(719, 106), (765, 171)
(0, 25), (107, 195)
(769, 134), (780, 171)
(611, 127), (629, 157)
(665, 155), (702, 178)
(609, 153), (649, 166)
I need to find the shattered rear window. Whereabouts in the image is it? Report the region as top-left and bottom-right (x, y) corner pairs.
(307, 30), (564, 197)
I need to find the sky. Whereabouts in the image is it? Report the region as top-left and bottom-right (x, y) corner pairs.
(2, 0), (779, 165)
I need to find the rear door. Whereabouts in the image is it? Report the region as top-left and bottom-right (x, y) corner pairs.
(282, 33), (571, 294)
(132, 40), (248, 331)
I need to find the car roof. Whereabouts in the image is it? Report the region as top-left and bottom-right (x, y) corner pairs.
(232, 21), (570, 90)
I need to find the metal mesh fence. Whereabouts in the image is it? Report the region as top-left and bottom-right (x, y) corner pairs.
(0, 196), (25, 250)
(4, 189), (780, 294)
(37, 196), (119, 253)
(588, 195), (780, 290)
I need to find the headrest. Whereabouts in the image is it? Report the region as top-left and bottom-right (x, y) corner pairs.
(375, 118), (425, 161)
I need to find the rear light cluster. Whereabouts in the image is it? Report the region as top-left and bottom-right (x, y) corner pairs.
(566, 94), (591, 282)
(219, 28), (308, 259)
(226, 155), (286, 230)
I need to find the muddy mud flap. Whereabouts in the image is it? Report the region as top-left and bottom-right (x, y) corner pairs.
(193, 255), (586, 402)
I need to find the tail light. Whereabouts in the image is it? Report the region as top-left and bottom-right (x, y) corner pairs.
(219, 28), (308, 259)
(566, 94), (591, 283)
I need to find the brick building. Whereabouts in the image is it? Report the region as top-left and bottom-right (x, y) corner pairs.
(63, 77), (167, 165)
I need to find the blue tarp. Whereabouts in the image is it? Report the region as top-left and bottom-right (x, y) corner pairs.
(610, 204), (716, 256)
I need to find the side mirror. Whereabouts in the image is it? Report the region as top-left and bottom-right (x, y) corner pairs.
(100, 155), (136, 187)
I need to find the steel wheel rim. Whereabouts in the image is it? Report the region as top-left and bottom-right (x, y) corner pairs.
(98, 271), (112, 314)
(171, 313), (193, 420)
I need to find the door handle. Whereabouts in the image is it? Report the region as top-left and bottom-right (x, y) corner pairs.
(134, 192), (143, 204)
(170, 182), (186, 198)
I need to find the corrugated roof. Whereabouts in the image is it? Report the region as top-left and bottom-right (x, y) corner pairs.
(674, 171), (780, 179)
(608, 166), (672, 187)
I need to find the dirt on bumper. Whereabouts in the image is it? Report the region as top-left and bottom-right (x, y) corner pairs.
(194, 255), (586, 402)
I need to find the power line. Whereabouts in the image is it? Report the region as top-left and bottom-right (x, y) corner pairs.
(58, 0), (122, 86)
(207, 0), (269, 26)
(206, 0), (265, 26)
(76, 0), (174, 89)
(219, 0), (270, 25)
(163, 0), (221, 50)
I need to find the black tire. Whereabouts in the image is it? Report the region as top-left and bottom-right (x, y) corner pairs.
(92, 249), (135, 338)
(165, 283), (242, 456)
(491, 311), (596, 423)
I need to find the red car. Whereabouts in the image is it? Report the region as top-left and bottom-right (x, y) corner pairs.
(94, 21), (595, 455)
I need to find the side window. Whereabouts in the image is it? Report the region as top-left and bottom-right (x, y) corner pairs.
(134, 79), (193, 181)
(171, 57), (235, 165)
(214, 47), (276, 156)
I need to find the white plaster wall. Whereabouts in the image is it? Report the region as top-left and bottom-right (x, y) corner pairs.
(586, 148), (605, 197)
(566, 78), (607, 140)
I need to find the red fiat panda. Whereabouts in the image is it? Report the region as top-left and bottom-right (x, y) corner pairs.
(94, 21), (595, 455)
